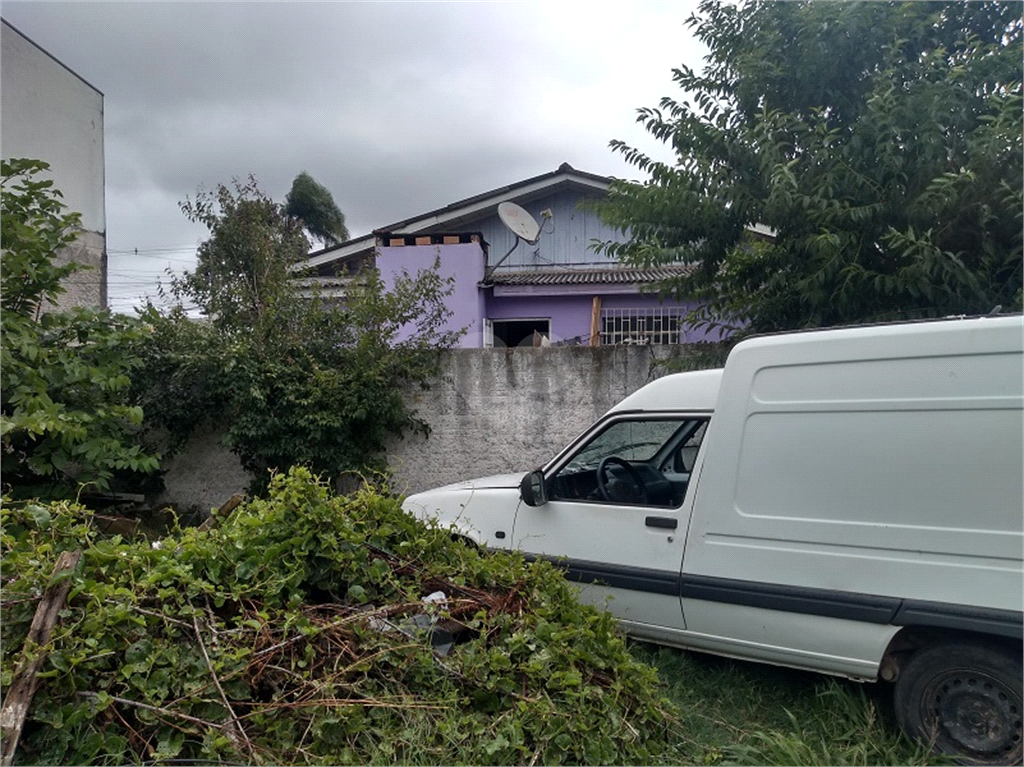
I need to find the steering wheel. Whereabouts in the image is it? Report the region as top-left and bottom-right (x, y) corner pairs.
(596, 456), (648, 504)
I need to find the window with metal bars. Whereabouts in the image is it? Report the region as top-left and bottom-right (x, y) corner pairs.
(600, 308), (682, 345)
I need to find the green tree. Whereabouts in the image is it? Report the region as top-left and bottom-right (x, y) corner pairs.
(172, 176), (310, 331)
(140, 176), (460, 493)
(285, 171), (350, 247)
(595, 1), (1023, 335)
(0, 159), (159, 497)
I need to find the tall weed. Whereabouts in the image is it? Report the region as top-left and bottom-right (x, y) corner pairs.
(632, 642), (948, 766)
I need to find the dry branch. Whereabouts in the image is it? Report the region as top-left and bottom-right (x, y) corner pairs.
(0, 549), (81, 767)
(197, 494), (244, 532)
(77, 692), (221, 730)
(192, 616), (254, 760)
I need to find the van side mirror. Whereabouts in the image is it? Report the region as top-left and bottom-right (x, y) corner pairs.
(519, 469), (548, 507)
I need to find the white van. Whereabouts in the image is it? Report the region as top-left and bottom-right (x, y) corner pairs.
(402, 315), (1023, 764)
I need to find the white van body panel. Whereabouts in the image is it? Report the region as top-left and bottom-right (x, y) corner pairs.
(626, 604), (901, 680)
(401, 473), (523, 547)
(683, 316), (1022, 609)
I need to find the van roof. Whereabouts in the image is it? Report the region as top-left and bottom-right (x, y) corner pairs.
(732, 313), (1023, 362)
(741, 312), (1023, 344)
(607, 315), (1023, 417)
(609, 368), (724, 414)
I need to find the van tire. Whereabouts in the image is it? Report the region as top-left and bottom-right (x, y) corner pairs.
(893, 642), (1022, 765)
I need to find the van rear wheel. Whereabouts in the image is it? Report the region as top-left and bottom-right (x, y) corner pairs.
(894, 643), (1022, 765)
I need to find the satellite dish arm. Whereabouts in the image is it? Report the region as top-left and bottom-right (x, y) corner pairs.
(485, 235), (521, 282)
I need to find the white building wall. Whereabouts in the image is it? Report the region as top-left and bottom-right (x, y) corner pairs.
(1, 19), (106, 309)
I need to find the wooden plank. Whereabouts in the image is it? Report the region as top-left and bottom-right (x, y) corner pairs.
(1, 549), (82, 767)
(80, 491), (146, 503)
(442, 236), (460, 245)
(414, 236), (432, 246)
(388, 238), (405, 247)
(197, 494), (244, 532)
(589, 296), (602, 346)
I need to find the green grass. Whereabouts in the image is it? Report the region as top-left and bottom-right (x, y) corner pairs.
(630, 641), (950, 766)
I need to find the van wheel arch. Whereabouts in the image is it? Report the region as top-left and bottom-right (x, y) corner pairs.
(449, 532), (481, 550)
(882, 627), (1022, 681)
(884, 634), (1023, 765)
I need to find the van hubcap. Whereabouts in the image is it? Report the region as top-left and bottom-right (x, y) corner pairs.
(931, 673), (1022, 758)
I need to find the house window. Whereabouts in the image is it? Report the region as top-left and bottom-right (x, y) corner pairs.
(488, 319), (550, 347)
(600, 308), (681, 345)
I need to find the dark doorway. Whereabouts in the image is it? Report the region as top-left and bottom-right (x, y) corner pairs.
(491, 319), (550, 347)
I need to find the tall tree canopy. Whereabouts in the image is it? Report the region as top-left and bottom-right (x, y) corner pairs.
(285, 171), (350, 247)
(172, 176), (309, 331)
(595, 1), (1023, 335)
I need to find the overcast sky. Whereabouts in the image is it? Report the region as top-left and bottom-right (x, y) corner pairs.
(2, 1), (705, 313)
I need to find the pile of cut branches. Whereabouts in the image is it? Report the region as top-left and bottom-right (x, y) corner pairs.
(1, 468), (680, 765)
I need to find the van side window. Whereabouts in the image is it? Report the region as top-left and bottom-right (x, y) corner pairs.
(549, 417), (709, 508)
(664, 421), (707, 474)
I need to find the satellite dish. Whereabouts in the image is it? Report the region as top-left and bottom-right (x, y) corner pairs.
(486, 201), (543, 281)
(497, 202), (540, 245)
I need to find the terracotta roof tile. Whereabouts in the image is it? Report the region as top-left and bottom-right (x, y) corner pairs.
(484, 265), (694, 286)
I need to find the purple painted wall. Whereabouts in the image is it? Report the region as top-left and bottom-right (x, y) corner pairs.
(376, 241), (726, 347)
(377, 242), (486, 348)
(484, 290), (726, 344)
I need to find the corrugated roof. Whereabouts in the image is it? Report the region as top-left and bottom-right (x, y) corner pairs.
(484, 265), (694, 286)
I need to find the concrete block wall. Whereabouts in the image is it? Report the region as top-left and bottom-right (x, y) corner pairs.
(50, 230), (106, 311)
(155, 426), (250, 514)
(156, 345), (690, 511)
(385, 345), (676, 496)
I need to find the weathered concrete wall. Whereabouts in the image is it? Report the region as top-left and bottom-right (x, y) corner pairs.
(50, 230), (107, 312)
(385, 346), (676, 496)
(156, 346), (690, 511)
(156, 426), (250, 514)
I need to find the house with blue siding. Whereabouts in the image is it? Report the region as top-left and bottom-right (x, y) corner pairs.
(297, 163), (725, 347)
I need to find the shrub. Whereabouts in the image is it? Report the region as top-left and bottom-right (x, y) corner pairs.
(1, 158), (159, 499)
(1, 468), (681, 765)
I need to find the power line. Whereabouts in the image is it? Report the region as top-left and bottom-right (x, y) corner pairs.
(107, 270), (187, 277)
(108, 253), (197, 264)
(107, 246), (200, 255)
(62, 277), (171, 286)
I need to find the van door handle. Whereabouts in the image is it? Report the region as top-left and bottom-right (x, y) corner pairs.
(645, 516), (677, 530)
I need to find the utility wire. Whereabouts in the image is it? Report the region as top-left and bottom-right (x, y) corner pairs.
(107, 246), (200, 255)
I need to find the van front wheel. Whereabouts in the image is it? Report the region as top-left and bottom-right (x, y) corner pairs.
(894, 643), (1022, 765)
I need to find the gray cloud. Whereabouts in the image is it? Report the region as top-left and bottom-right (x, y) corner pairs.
(2, 1), (703, 312)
